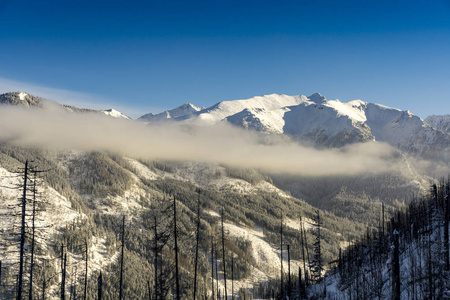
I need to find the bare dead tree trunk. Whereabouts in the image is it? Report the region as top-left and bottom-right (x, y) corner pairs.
(42, 272), (46, 300)
(18, 160), (28, 300)
(119, 216), (125, 300)
(231, 256), (234, 300)
(194, 191), (201, 300)
(221, 209), (227, 300)
(382, 202), (385, 237)
(173, 197), (180, 300)
(445, 183), (450, 272)
(84, 240), (88, 300)
(61, 253), (67, 300)
(280, 212), (284, 298)
(427, 207), (433, 299)
(154, 216), (158, 300)
(97, 272), (102, 300)
(28, 172), (38, 300)
(391, 219), (400, 300)
(215, 242), (219, 299)
(298, 266), (306, 299)
(148, 280), (151, 300)
(211, 239), (215, 300)
(287, 244), (291, 300)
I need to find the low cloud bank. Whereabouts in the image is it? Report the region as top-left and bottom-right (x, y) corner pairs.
(0, 106), (401, 176)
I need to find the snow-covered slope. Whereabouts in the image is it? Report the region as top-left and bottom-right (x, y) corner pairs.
(195, 93), (307, 126)
(425, 114), (450, 134)
(283, 98), (373, 147)
(139, 93), (450, 159)
(100, 108), (131, 120)
(138, 103), (203, 122)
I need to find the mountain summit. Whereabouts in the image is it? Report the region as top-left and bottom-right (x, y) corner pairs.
(0, 92), (46, 107)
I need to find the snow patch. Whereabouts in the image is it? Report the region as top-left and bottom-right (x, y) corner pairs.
(18, 92), (27, 100)
(205, 210), (304, 298)
(100, 109), (131, 119)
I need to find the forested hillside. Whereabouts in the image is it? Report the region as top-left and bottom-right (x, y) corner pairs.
(312, 180), (450, 299)
(0, 144), (406, 299)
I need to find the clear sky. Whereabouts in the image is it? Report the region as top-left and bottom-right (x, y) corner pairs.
(1, 0), (449, 119)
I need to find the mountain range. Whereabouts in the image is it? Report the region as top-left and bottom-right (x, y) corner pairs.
(0, 91), (131, 119)
(138, 92), (450, 162)
(3, 91), (450, 162)
(0, 90), (449, 299)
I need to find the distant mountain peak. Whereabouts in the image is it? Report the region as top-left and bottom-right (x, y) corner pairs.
(138, 102), (204, 122)
(0, 92), (130, 120)
(100, 109), (131, 120)
(308, 93), (327, 103)
(0, 91), (44, 107)
(179, 103), (201, 110)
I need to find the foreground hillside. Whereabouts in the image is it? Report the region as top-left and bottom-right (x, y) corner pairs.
(317, 180), (450, 300)
(1, 144), (389, 299)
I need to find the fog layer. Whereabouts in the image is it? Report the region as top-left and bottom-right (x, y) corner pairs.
(0, 106), (401, 176)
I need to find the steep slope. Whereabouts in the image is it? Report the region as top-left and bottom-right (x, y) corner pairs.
(425, 114), (450, 134)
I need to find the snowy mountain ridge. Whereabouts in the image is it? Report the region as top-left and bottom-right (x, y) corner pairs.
(138, 92), (450, 159)
(0, 92), (130, 120)
(2, 90), (450, 161)
(138, 102), (204, 122)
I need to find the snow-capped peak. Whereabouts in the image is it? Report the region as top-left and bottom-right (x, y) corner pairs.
(138, 102), (204, 122)
(168, 103), (203, 118)
(308, 93), (326, 103)
(100, 109), (131, 120)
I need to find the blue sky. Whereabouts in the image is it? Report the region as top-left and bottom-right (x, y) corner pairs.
(1, 0), (449, 118)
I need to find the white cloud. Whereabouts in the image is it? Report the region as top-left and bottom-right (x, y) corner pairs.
(0, 105), (403, 177)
